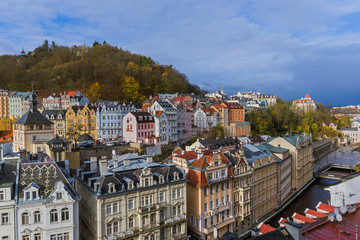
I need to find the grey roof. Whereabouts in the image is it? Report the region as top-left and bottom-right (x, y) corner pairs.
(243, 144), (271, 166)
(199, 137), (238, 149)
(17, 153), (79, 201)
(42, 110), (66, 120)
(14, 109), (53, 125)
(129, 112), (154, 123)
(0, 158), (17, 188)
(268, 134), (311, 147)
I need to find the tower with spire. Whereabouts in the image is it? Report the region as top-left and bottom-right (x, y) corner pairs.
(221, 84), (224, 95)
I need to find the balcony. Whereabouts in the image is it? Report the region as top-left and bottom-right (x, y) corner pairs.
(208, 175), (227, 184)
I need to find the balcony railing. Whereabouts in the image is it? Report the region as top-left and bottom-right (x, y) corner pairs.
(208, 175), (227, 184)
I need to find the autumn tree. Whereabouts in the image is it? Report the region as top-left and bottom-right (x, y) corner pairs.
(122, 76), (145, 102)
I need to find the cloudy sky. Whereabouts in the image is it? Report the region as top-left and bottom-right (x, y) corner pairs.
(1, 0), (360, 106)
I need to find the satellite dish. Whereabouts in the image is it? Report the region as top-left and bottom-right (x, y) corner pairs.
(334, 208), (339, 215)
(336, 214), (343, 222)
(329, 215), (335, 222)
(214, 228), (218, 239)
(340, 206), (348, 214)
(112, 150), (116, 156)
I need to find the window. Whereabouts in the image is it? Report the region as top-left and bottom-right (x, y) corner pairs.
(22, 236), (29, 240)
(128, 199), (134, 209)
(227, 181), (230, 189)
(204, 203), (207, 211)
(210, 201), (214, 210)
(106, 204), (112, 214)
(2, 236), (9, 240)
(34, 233), (41, 240)
(172, 225), (177, 235)
(204, 188), (208, 196)
(195, 218), (199, 227)
(113, 203), (118, 213)
(177, 189), (181, 198)
(129, 217), (134, 228)
(107, 223), (112, 235)
(205, 218), (208, 228)
(32, 191), (37, 199)
(1, 213), (9, 224)
(25, 192), (30, 200)
(22, 212), (29, 225)
(50, 209), (58, 223)
(216, 185), (219, 192)
(34, 211), (41, 223)
(61, 208), (69, 221)
(56, 192), (62, 200)
(113, 222), (119, 233)
(160, 210), (165, 220)
(177, 205), (181, 215)
(173, 207), (177, 216)
(178, 224), (181, 233)
(160, 192), (165, 202)
(221, 183), (225, 190)
(216, 199), (219, 207)
(0, 190), (4, 200)
(172, 190), (176, 199)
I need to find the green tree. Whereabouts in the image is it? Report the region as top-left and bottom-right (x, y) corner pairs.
(122, 76), (145, 102)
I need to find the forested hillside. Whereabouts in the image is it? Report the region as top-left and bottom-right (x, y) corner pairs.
(0, 41), (201, 102)
(245, 99), (350, 139)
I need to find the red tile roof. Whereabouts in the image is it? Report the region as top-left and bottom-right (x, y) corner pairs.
(304, 208), (328, 218)
(258, 222), (276, 234)
(278, 217), (287, 227)
(316, 202), (336, 214)
(303, 206), (360, 240)
(292, 213), (316, 223)
(190, 156), (210, 169)
(66, 90), (79, 97)
(186, 169), (208, 187)
(202, 108), (217, 116)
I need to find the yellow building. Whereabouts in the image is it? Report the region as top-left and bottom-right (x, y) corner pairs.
(0, 90), (13, 118)
(42, 110), (67, 139)
(0, 116), (19, 130)
(65, 104), (97, 141)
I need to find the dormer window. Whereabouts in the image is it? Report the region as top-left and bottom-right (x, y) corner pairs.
(108, 183), (115, 193)
(214, 161), (219, 166)
(56, 192), (62, 200)
(159, 175), (164, 184)
(173, 172), (179, 180)
(128, 181), (134, 190)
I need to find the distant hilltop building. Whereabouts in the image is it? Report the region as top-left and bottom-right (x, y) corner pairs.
(292, 94), (316, 112)
(205, 85), (228, 100)
(231, 90), (277, 107)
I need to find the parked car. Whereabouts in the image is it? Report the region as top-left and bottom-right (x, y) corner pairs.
(106, 141), (115, 146)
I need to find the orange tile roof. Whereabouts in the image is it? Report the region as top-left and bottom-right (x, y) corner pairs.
(190, 156), (210, 169)
(156, 111), (164, 118)
(176, 151), (198, 161)
(186, 169), (208, 187)
(0, 130), (13, 143)
(316, 202), (336, 213)
(258, 222), (276, 234)
(202, 108), (217, 116)
(292, 213), (316, 223)
(304, 208), (328, 218)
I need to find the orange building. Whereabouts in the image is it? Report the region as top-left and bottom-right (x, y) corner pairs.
(173, 96), (193, 111)
(212, 102), (251, 137)
(167, 148), (234, 239)
(65, 104), (97, 141)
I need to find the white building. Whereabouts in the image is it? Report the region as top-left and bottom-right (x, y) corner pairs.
(15, 152), (80, 240)
(0, 158), (17, 240)
(194, 107), (219, 132)
(293, 94), (316, 112)
(341, 127), (360, 143)
(42, 95), (61, 110)
(153, 110), (169, 145)
(96, 102), (136, 141)
(150, 101), (178, 142)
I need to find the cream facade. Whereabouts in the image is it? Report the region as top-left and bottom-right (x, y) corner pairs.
(75, 154), (187, 240)
(268, 134), (313, 191)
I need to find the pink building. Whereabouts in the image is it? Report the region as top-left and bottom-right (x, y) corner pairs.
(123, 112), (160, 145)
(184, 110), (192, 140)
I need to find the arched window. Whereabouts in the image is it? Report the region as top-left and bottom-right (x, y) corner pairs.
(50, 209), (58, 223)
(34, 211), (41, 223)
(61, 208), (69, 221)
(22, 212), (29, 225)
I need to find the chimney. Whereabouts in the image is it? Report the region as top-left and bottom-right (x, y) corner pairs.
(181, 150), (185, 155)
(113, 159), (119, 169)
(285, 221), (302, 240)
(90, 157), (97, 171)
(124, 159), (130, 167)
(197, 152), (203, 159)
(99, 159), (108, 176)
(250, 227), (260, 237)
(94, 182), (99, 193)
(147, 156), (153, 163)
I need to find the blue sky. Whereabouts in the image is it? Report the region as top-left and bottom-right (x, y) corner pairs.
(1, 0), (360, 106)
